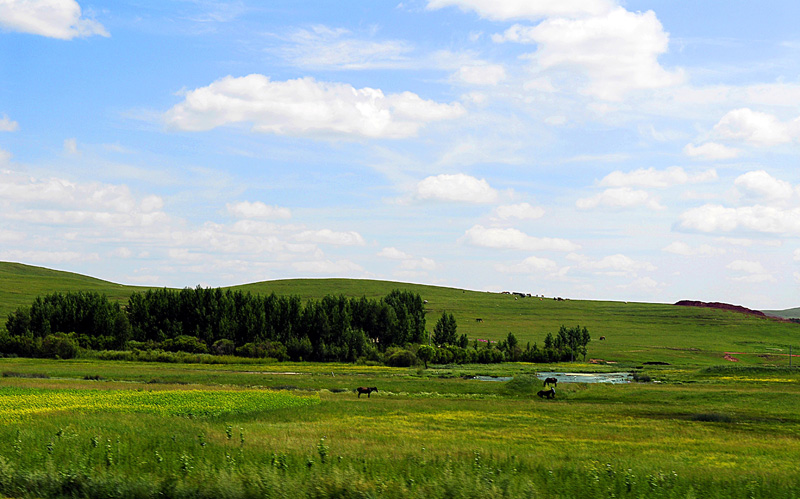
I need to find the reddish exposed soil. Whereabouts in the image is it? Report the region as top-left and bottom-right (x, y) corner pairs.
(674, 300), (768, 318)
(723, 354), (739, 362)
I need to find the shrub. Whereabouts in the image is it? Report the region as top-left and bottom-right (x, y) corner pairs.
(384, 347), (416, 367)
(41, 334), (79, 359)
(212, 339), (235, 356)
(161, 335), (209, 354)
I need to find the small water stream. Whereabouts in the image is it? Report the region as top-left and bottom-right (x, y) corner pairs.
(471, 372), (632, 384)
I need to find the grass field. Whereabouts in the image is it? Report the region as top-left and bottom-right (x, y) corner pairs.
(0, 359), (799, 498)
(1, 262), (800, 497)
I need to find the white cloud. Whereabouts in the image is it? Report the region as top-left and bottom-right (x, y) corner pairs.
(0, 114), (18, 132)
(0, 249), (99, 263)
(426, 0), (616, 21)
(662, 241), (724, 257)
(727, 260), (776, 283)
(679, 204), (800, 235)
(415, 173), (498, 203)
(734, 170), (795, 202)
(0, 148), (11, 163)
(496, 7), (684, 100)
(452, 63), (506, 86)
(378, 247), (412, 260)
(294, 229), (366, 246)
(568, 253), (656, 276)
(227, 201), (292, 220)
(379, 247), (437, 272)
(164, 75), (465, 139)
(278, 25), (413, 70)
(492, 202), (545, 221)
(576, 187), (664, 210)
(292, 259), (365, 275)
(598, 167), (717, 188)
(496, 255), (559, 274)
(712, 108), (795, 147)
(0, 0), (108, 39)
(463, 225), (580, 251)
(683, 142), (741, 160)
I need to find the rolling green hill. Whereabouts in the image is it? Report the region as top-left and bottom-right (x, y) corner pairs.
(763, 307), (800, 319)
(2, 261), (799, 367)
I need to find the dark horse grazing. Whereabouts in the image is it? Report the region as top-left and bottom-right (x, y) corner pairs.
(357, 387), (378, 398)
(537, 387), (556, 399)
(543, 377), (558, 387)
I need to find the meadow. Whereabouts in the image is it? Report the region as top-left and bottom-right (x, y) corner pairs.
(1, 262), (800, 497)
(1, 358), (799, 498)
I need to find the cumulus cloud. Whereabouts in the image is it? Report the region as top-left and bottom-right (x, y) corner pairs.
(683, 142), (741, 160)
(378, 247), (412, 260)
(0, 0), (108, 39)
(415, 173), (499, 203)
(662, 241), (725, 257)
(0, 114), (19, 132)
(492, 202), (545, 221)
(712, 108), (796, 147)
(576, 187), (664, 210)
(426, 0), (615, 21)
(734, 170), (796, 202)
(679, 204), (800, 235)
(463, 225), (579, 251)
(227, 201), (291, 220)
(495, 7), (684, 100)
(598, 167), (717, 188)
(0, 170), (167, 227)
(164, 75), (465, 139)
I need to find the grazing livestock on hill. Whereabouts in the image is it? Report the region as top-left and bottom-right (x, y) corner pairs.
(543, 377), (558, 387)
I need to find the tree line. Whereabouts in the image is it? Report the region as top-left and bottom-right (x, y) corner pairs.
(2, 289), (590, 365)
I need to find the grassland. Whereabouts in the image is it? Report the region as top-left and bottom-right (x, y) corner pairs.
(2, 262), (800, 497)
(1, 359), (799, 498)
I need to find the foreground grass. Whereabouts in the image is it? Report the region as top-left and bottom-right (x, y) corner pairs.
(1, 359), (799, 498)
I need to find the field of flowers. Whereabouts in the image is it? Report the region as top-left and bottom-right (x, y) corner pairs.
(0, 386), (320, 423)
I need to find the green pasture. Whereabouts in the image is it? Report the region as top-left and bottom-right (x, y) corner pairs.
(0, 359), (799, 498)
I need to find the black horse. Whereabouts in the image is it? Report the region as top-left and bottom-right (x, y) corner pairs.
(543, 377), (558, 387)
(537, 387), (556, 399)
(357, 387), (378, 398)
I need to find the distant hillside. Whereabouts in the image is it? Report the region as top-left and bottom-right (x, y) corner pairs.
(675, 300), (768, 318)
(2, 261), (799, 367)
(763, 307), (800, 320)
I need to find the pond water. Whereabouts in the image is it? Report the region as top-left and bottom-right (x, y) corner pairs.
(469, 372), (632, 384)
(536, 372), (632, 384)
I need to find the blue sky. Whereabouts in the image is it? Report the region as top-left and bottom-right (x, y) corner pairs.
(2, 1), (800, 309)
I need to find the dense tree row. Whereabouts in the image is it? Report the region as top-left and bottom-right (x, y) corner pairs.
(2, 289), (590, 365)
(3, 288), (427, 362)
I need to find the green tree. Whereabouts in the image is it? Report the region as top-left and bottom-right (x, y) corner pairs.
(432, 311), (457, 345)
(417, 344), (435, 369)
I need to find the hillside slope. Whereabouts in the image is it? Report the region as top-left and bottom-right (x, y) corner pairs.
(1, 262), (798, 367)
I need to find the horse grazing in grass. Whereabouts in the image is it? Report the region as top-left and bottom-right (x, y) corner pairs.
(357, 387), (378, 398)
(537, 387), (556, 399)
(543, 377), (558, 387)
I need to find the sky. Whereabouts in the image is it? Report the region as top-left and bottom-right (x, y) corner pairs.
(1, 1), (800, 309)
